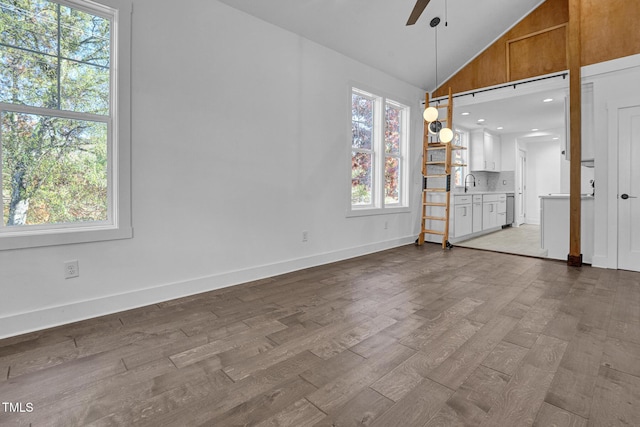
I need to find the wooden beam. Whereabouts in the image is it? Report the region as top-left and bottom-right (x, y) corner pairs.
(567, 0), (582, 267)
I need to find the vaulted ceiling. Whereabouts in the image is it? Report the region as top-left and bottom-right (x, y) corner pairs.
(217, 0), (545, 91)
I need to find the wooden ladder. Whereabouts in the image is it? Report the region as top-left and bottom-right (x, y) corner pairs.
(417, 88), (466, 249)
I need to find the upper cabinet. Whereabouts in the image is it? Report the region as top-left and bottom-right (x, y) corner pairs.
(470, 130), (501, 172)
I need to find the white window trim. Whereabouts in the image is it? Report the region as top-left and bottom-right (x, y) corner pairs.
(0, 0), (132, 250)
(347, 86), (411, 217)
(452, 128), (469, 188)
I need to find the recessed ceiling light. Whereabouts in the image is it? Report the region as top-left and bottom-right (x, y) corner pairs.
(543, 98), (553, 103)
(497, 127), (504, 130)
(531, 128), (539, 131)
(477, 119), (485, 123)
(461, 112), (470, 116)
(553, 137), (559, 140)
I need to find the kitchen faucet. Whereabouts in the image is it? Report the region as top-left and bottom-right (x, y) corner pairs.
(464, 174), (476, 193)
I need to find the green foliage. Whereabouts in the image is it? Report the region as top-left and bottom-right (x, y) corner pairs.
(0, 0), (110, 226)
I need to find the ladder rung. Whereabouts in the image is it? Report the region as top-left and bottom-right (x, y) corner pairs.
(426, 146), (446, 150)
(424, 188), (447, 192)
(425, 174), (447, 178)
(424, 202), (447, 207)
(424, 216), (447, 221)
(451, 145), (467, 150)
(426, 161), (446, 165)
(451, 163), (467, 167)
(421, 229), (445, 235)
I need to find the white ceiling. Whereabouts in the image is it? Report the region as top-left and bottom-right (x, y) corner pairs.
(453, 84), (568, 140)
(216, 0), (545, 91)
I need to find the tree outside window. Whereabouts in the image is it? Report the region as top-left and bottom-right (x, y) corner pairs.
(1, 0), (111, 228)
(350, 88), (409, 212)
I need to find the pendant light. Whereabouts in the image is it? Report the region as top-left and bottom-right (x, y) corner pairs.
(423, 15), (453, 143)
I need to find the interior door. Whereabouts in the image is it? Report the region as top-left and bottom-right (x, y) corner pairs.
(516, 149), (526, 225)
(618, 105), (640, 271)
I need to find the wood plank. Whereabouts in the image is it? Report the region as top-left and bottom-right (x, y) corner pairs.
(306, 342), (414, 414)
(425, 365), (510, 427)
(370, 377), (453, 427)
(372, 318), (482, 402)
(205, 377), (317, 426)
(481, 335), (567, 427)
(222, 313), (371, 381)
(426, 315), (518, 390)
(308, 314), (397, 359)
(503, 298), (562, 348)
(589, 366), (640, 426)
(313, 387), (394, 427)
(169, 319), (287, 369)
(254, 398), (326, 427)
(601, 337), (640, 377)
(400, 297), (483, 350)
(136, 351), (324, 426)
(533, 402), (587, 427)
(481, 340), (529, 376)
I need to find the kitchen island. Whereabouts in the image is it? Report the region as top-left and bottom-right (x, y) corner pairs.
(539, 194), (594, 263)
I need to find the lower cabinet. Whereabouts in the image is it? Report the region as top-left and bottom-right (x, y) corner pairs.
(454, 193), (508, 239)
(454, 203), (472, 237)
(482, 194), (498, 230)
(453, 195), (472, 238)
(472, 195), (483, 233)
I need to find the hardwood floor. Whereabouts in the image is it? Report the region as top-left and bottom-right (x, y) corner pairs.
(1, 244), (639, 426)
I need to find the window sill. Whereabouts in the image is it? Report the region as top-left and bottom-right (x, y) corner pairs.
(0, 225), (133, 251)
(346, 206), (411, 218)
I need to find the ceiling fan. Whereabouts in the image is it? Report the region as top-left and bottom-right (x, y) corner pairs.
(406, 0), (431, 26)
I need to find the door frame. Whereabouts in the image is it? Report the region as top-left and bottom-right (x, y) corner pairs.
(516, 148), (527, 225)
(607, 96), (640, 270)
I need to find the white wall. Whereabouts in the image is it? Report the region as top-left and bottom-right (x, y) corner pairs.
(584, 54), (640, 269)
(522, 140), (562, 224)
(0, 0), (426, 338)
(500, 134), (517, 171)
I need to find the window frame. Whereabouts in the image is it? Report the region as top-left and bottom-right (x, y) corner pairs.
(452, 128), (469, 188)
(0, 0), (132, 250)
(348, 86), (410, 217)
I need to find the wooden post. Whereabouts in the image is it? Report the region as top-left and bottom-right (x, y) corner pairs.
(567, 0), (582, 267)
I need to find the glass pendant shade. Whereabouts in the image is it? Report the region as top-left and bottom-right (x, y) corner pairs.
(439, 127), (454, 143)
(428, 120), (443, 134)
(423, 107), (439, 122)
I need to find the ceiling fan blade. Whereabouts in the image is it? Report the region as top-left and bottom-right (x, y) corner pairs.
(406, 0), (431, 26)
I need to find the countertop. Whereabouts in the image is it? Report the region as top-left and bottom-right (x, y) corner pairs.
(452, 191), (515, 195)
(539, 193), (595, 199)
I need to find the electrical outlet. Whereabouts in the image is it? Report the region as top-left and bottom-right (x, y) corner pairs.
(64, 260), (79, 279)
(302, 231), (308, 242)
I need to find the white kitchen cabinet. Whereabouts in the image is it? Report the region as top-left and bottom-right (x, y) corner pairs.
(470, 130), (501, 172)
(472, 195), (483, 233)
(482, 194), (500, 229)
(454, 195), (472, 238)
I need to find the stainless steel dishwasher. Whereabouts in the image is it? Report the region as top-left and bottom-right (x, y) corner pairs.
(506, 193), (514, 226)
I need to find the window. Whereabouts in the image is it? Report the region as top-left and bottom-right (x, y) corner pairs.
(0, 0), (131, 249)
(350, 88), (409, 213)
(452, 129), (468, 187)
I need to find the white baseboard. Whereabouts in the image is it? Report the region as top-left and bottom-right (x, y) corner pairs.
(0, 236), (415, 339)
